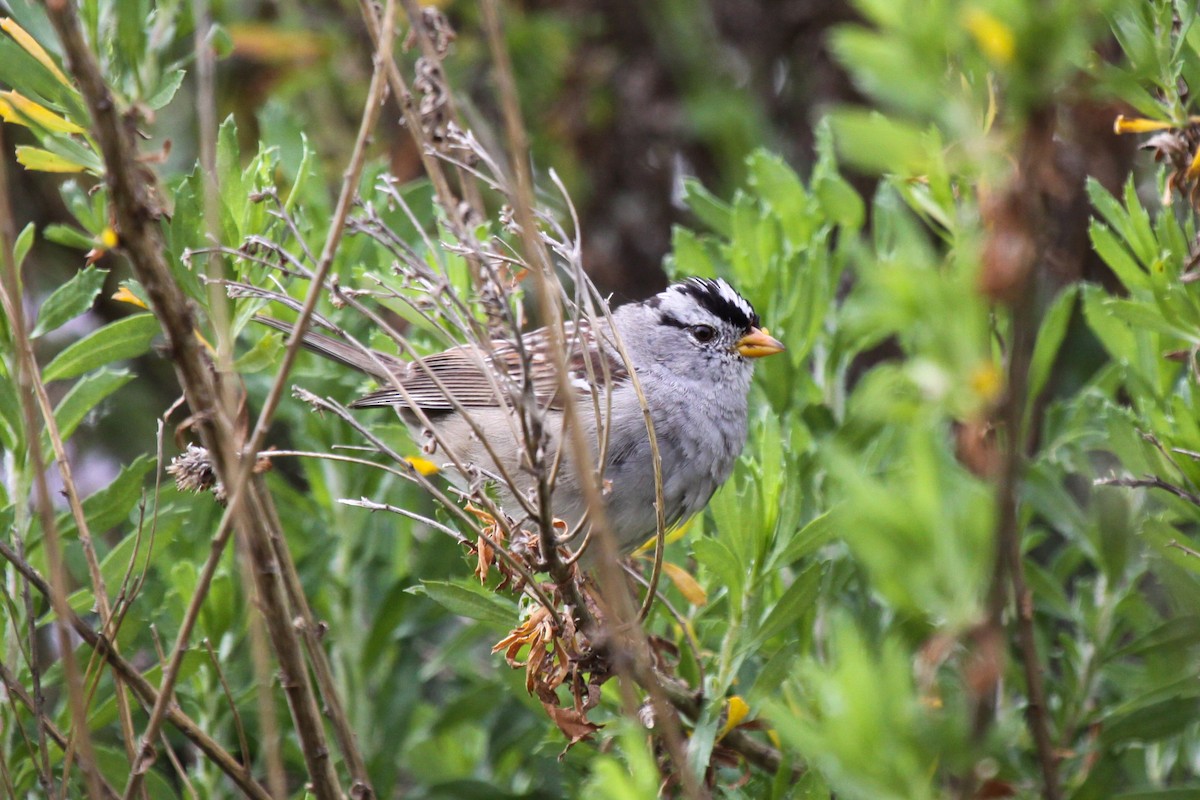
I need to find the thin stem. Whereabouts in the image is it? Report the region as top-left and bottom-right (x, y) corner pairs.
(479, 3), (697, 797)
(0, 126), (105, 800)
(980, 111), (1061, 800)
(44, 2), (347, 794)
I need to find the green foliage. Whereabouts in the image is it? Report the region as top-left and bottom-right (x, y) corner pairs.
(6, 0), (1200, 798)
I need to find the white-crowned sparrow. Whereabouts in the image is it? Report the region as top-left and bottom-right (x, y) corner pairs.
(260, 278), (784, 553)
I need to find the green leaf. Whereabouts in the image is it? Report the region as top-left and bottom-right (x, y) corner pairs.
(38, 134), (104, 175)
(409, 580), (518, 629)
(669, 227), (719, 279)
(94, 745), (179, 799)
(145, 68), (185, 109)
(692, 535), (744, 603)
(1102, 692), (1200, 745)
(829, 28), (941, 116)
(1028, 286), (1077, 399)
(747, 151), (809, 231)
(1087, 177), (1157, 272)
(770, 511), (837, 567)
(747, 642), (802, 705)
(115, 0), (147, 74)
(749, 563), (821, 648)
(233, 330), (282, 373)
(44, 223), (99, 251)
(1110, 617), (1200, 661)
(1082, 284), (1137, 365)
(48, 367), (133, 446)
(814, 170), (865, 232)
(14, 145), (88, 174)
(0, 370), (20, 451)
(828, 108), (934, 176)
(31, 266), (107, 338)
(1105, 297), (1198, 341)
(58, 455), (156, 540)
(42, 313), (159, 382)
(683, 177), (732, 238)
(0, 34), (79, 112)
(13, 221), (34, 269)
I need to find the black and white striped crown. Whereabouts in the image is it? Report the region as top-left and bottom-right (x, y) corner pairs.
(671, 277), (759, 331)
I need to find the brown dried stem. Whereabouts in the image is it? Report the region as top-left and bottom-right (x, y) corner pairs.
(479, 3), (699, 796)
(1094, 474), (1200, 507)
(43, 2), (346, 796)
(360, 0), (485, 287)
(980, 110), (1061, 800)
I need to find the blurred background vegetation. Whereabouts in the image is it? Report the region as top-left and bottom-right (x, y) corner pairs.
(5, 0), (1200, 798)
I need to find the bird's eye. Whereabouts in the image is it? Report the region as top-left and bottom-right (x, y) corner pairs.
(690, 325), (717, 343)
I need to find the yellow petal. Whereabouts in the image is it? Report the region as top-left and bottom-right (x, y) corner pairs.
(111, 286), (148, 309)
(100, 226), (118, 249)
(404, 456), (439, 476)
(1113, 115), (1174, 135)
(969, 361), (1002, 403)
(632, 516), (695, 555)
(660, 561), (708, 606)
(0, 91), (84, 134)
(963, 9), (1015, 65)
(1186, 147), (1200, 181)
(1, 18), (71, 87)
(14, 145), (85, 173)
(716, 696), (750, 741)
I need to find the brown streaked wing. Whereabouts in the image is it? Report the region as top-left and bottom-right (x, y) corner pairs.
(350, 320), (630, 411)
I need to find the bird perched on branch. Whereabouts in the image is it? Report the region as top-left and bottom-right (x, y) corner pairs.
(259, 277), (784, 554)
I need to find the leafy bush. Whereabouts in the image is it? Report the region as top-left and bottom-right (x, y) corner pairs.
(3, 1), (1200, 799)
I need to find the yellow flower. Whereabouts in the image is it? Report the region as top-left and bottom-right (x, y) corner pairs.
(1188, 146), (1200, 181)
(969, 362), (1003, 403)
(716, 696), (750, 741)
(403, 455), (439, 476)
(112, 286), (147, 309)
(963, 9), (1015, 66)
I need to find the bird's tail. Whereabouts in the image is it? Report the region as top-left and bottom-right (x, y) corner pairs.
(254, 316), (400, 380)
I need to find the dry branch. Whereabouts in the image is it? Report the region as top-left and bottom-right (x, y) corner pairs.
(42, 2), (346, 797)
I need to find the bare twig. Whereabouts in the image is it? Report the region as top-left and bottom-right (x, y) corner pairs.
(1094, 474), (1200, 507)
(980, 110), (1061, 800)
(361, 0), (486, 288)
(255, 484), (377, 799)
(1167, 539), (1200, 558)
(478, 3), (699, 797)
(44, 3), (347, 795)
(237, 550), (288, 800)
(479, 0), (598, 632)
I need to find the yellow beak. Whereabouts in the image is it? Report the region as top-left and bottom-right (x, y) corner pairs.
(735, 327), (785, 359)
